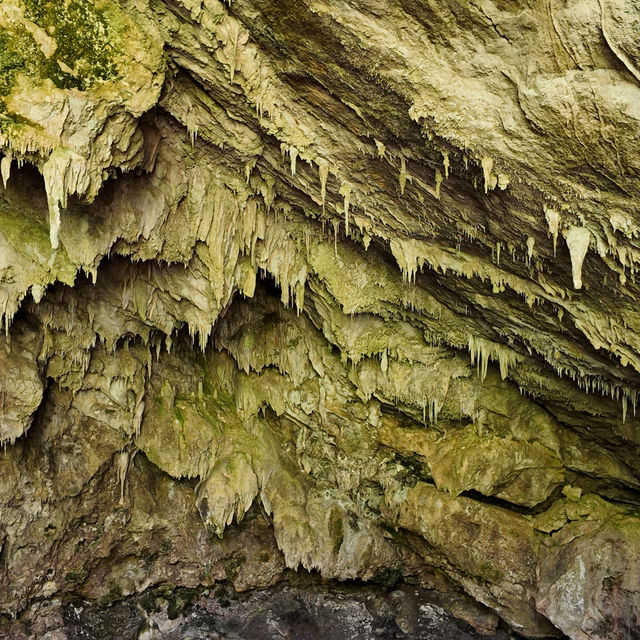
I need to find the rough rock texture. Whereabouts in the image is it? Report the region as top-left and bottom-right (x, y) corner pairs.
(1, 0), (640, 638)
(1, 578), (508, 640)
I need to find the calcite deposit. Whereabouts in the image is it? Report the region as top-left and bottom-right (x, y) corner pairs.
(1, 0), (640, 638)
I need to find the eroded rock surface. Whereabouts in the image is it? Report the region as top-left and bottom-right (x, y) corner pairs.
(1, 0), (640, 638)
(1, 578), (508, 640)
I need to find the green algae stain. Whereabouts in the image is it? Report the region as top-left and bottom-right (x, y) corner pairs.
(0, 29), (36, 95)
(0, 100), (33, 136)
(23, 0), (121, 90)
(0, 196), (75, 279)
(0, 26), (40, 134)
(0, 0), (122, 99)
(0, 1), (125, 136)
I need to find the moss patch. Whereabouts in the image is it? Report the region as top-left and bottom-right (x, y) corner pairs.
(24, 0), (120, 89)
(0, 0), (123, 127)
(0, 101), (33, 136)
(0, 194), (74, 276)
(0, 0), (125, 136)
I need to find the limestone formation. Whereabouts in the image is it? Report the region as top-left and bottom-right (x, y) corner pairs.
(1, 0), (640, 638)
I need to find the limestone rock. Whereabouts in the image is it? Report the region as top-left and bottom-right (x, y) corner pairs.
(536, 495), (640, 639)
(0, 319), (43, 443)
(2, 1), (640, 638)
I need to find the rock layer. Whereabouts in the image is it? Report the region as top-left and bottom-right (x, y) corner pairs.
(1, 0), (640, 638)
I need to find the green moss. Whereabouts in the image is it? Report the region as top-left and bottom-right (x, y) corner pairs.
(477, 561), (503, 584)
(27, 0), (120, 88)
(0, 28), (37, 95)
(0, 0), (122, 112)
(140, 548), (156, 567)
(0, 25), (40, 134)
(1, 198), (51, 255)
(0, 101), (29, 135)
(173, 403), (185, 426)
(153, 394), (166, 413)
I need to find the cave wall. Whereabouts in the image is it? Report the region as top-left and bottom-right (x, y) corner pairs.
(1, 0), (640, 638)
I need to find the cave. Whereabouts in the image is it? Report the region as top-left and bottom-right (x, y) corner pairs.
(1, 1), (640, 638)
